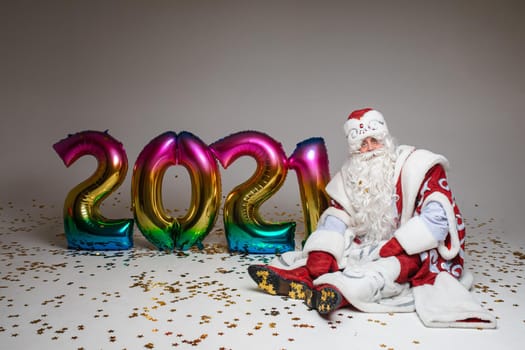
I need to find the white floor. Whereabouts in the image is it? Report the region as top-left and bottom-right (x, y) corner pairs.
(1, 201), (523, 350)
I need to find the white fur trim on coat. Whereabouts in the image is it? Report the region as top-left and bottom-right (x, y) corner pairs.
(393, 145), (415, 184)
(413, 272), (497, 328)
(399, 149), (449, 225)
(325, 172), (352, 215)
(319, 206), (352, 227)
(394, 216), (439, 255)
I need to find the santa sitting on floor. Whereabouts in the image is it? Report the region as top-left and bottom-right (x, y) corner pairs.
(248, 108), (496, 329)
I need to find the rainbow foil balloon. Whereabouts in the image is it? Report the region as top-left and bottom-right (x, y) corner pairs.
(288, 137), (331, 244)
(211, 131), (296, 254)
(53, 130), (134, 250)
(131, 131), (221, 251)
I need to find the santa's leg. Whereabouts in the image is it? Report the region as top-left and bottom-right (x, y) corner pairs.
(313, 257), (406, 310)
(248, 265), (313, 300)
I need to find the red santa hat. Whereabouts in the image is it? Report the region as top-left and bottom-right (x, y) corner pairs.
(344, 108), (389, 151)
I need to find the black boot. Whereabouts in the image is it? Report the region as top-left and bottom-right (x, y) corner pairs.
(305, 284), (348, 315)
(248, 265), (313, 300)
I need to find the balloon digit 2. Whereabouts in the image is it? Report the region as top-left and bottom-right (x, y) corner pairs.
(53, 130), (134, 250)
(210, 131), (295, 254)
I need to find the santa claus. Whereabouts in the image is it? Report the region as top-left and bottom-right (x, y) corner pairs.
(248, 108), (496, 328)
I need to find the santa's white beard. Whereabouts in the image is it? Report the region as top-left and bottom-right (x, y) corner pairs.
(342, 146), (398, 243)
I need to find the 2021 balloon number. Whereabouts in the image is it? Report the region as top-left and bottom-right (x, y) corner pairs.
(53, 130), (330, 254)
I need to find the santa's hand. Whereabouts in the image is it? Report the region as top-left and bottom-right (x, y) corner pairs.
(306, 251), (339, 278)
(379, 237), (405, 257)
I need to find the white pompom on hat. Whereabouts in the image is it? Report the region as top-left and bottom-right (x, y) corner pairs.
(344, 108), (389, 151)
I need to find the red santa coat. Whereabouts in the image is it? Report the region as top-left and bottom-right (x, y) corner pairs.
(298, 145), (463, 275)
(271, 145), (496, 328)
(392, 148), (465, 287)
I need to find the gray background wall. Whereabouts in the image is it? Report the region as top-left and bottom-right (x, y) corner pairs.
(2, 0), (524, 240)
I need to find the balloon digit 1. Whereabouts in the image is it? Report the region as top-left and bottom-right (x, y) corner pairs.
(288, 138), (331, 243)
(53, 130), (134, 250)
(210, 131), (296, 254)
(174, 132), (221, 250)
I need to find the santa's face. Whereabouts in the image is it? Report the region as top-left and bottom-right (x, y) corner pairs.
(359, 136), (383, 154)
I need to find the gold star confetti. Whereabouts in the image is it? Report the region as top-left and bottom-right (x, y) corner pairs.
(0, 200), (522, 349)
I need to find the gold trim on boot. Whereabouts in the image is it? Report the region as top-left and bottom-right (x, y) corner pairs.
(305, 285), (344, 315)
(248, 265), (309, 300)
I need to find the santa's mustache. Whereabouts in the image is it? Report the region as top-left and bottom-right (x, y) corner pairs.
(351, 148), (387, 161)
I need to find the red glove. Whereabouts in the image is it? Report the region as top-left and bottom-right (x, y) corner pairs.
(379, 237), (405, 257)
(306, 251), (339, 278)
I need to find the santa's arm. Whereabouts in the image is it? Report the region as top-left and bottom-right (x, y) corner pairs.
(302, 206), (349, 256)
(381, 165), (451, 257)
(381, 201), (448, 256)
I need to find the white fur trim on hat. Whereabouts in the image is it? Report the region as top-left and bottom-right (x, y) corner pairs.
(344, 108), (389, 151)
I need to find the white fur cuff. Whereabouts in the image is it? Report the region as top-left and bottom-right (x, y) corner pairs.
(302, 229), (345, 263)
(320, 206), (352, 227)
(394, 216), (438, 255)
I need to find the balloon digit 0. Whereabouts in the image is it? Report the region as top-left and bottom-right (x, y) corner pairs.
(210, 131), (295, 254)
(132, 132), (221, 251)
(132, 132), (179, 251)
(174, 132), (221, 250)
(53, 130), (134, 250)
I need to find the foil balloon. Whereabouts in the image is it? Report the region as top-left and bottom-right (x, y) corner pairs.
(131, 132), (178, 251)
(288, 138), (331, 243)
(175, 132), (222, 250)
(210, 131), (295, 254)
(53, 130), (134, 250)
(131, 131), (221, 251)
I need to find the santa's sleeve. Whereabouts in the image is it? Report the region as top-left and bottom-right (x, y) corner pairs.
(301, 171), (354, 264)
(394, 165), (456, 256)
(302, 204), (351, 265)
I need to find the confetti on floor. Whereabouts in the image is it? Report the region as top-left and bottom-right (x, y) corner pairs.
(0, 200), (523, 349)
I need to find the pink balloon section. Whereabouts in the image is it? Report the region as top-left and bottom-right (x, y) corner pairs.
(53, 130), (331, 254)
